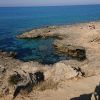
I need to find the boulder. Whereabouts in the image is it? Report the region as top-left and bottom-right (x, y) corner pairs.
(51, 63), (79, 82)
(11, 71), (44, 99)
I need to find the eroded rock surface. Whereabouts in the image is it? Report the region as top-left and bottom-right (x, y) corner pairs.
(54, 44), (86, 61)
(17, 26), (65, 40)
(50, 63), (84, 82)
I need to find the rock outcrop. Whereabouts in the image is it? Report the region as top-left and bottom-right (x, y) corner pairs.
(16, 26), (67, 40)
(54, 44), (86, 61)
(9, 71), (45, 99)
(48, 63), (85, 82)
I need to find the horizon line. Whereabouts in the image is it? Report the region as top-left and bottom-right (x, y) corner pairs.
(0, 3), (100, 8)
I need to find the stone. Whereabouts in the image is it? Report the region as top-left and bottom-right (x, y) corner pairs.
(13, 71), (44, 99)
(34, 71), (44, 83)
(51, 63), (78, 82)
(9, 51), (17, 57)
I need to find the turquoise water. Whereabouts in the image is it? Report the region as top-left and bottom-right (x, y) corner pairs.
(0, 5), (100, 64)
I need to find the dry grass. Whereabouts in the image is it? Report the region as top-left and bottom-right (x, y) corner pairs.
(16, 79), (59, 97)
(33, 79), (59, 91)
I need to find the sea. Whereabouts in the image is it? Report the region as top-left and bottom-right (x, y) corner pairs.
(0, 4), (100, 64)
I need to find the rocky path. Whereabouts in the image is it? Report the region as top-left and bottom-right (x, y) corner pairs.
(34, 74), (100, 100)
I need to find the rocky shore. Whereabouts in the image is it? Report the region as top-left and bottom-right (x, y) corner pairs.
(17, 21), (100, 76)
(16, 26), (65, 40)
(1, 21), (100, 100)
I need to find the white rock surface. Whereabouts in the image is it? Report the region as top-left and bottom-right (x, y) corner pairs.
(51, 63), (78, 82)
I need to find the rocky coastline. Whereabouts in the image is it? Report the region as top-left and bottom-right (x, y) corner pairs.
(1, 21), (100, 100)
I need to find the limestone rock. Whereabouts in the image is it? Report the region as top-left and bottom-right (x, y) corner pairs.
(54, 44), (86, 61)
(51, 63), (78, 82)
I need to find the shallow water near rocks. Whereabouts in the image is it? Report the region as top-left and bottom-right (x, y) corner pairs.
(15, 38), (68, 64)
(0, 37), (68, 64)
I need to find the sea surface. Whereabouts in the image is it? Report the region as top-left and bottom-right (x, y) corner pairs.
(0, 4), (100, 64)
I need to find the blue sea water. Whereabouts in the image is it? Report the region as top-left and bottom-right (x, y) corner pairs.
(0, 4), (100, 64)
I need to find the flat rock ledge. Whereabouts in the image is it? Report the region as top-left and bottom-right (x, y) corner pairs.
(16, 26), (65, 40)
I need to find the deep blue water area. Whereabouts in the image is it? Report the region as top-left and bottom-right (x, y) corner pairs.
(0, 5), (100, 64)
